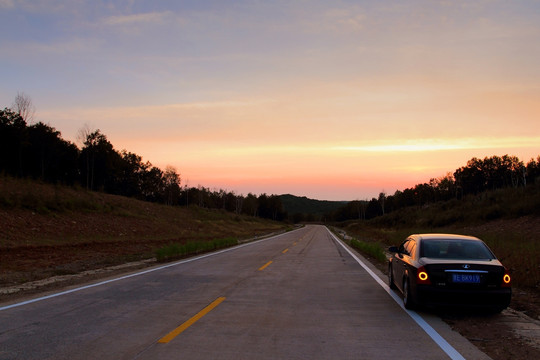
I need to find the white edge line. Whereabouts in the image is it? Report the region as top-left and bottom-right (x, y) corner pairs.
(0, 228), (304, 311)
(326, 227), (466, 360)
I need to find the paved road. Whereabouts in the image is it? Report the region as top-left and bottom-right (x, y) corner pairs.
(0, 225), (489, 359)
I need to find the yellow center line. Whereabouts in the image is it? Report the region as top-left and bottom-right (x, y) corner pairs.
(158, 297), (226, 344)
(258, 260), (273, 271)
(282, 248), (289, 254)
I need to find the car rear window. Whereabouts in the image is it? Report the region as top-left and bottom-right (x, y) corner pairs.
(420, 239), (494, 260)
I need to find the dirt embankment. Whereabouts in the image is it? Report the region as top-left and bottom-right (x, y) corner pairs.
(0, 204), (285, 290)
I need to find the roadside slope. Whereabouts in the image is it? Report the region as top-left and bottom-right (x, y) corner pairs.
(0, 177), (286, 291)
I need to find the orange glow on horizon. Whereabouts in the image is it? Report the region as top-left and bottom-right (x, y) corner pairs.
(107, 134), (540, 200)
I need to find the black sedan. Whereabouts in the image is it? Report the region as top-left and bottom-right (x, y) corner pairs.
(388, 234), (511, 311)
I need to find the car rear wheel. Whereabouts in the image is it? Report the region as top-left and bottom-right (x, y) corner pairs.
(388, 264), (397, 289)
(403, 278), (415, 310)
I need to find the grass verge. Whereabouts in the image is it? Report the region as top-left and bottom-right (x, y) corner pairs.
(348, 237), (387, 264)
(155, 237), (239, 262)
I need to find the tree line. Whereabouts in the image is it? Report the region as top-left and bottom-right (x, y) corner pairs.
(0, 106), (286, 221)
(3, 94), (538, 224)
(332, 154), (540, 222)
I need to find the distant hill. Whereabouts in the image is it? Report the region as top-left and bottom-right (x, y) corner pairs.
(279, 194), (347, 217)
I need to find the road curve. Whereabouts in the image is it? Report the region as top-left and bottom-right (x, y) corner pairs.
(0, 225), (490, 359)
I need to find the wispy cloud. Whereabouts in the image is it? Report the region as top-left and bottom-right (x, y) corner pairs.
(334, 137), (540, 153)
(0, 0), (14, 9)
(101, 11), (173, 26)
(6, 38), (100, 58)
(298, 5), (367, 34)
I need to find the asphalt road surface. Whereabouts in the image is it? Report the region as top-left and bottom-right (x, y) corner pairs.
(0, 225), (490, 359)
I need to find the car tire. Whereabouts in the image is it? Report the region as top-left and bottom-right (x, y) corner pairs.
(491, 306), (506, 314)
(388, 264), (397, 289)
(403, 278), (415, 310)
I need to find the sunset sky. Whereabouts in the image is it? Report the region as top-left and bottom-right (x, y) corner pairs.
(1, 1), (539, 200)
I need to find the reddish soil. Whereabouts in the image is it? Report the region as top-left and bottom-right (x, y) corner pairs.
(0, 206), (283, 288)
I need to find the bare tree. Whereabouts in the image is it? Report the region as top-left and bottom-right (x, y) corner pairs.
(184, 179), (190, 206)
(12, 91), (36, 123)
(236, 195), (244, 214)
(77, 124), (95, 190)
(163, 166), (181, 205)
(76, 123), (93, 147)
(378, 191), (386, 215)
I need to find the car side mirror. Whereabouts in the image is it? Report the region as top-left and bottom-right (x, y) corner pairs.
(388, 246), (399, 253)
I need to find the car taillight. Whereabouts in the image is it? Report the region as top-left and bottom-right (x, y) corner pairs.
(417, 266), (431, 285)
(501, 268), (511, 288)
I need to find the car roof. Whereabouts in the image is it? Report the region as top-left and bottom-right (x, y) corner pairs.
(409, 233), (481, 242)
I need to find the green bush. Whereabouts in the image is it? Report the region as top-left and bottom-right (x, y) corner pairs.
(155, 237), (238, 262)
(350, 238), (386, 263)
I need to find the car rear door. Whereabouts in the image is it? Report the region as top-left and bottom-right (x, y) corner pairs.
(393, 239), (412, 292)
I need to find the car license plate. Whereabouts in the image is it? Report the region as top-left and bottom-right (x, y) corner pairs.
(452, 273), (481, 283)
